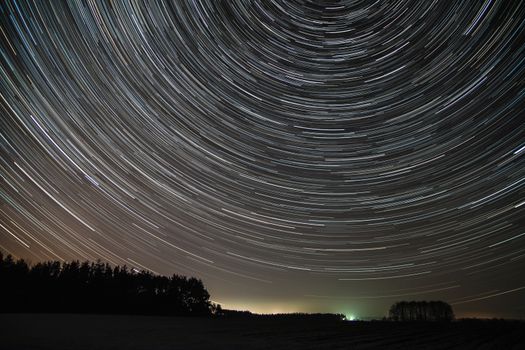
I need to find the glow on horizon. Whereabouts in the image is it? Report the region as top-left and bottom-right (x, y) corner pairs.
(213, 300), (365, 319)
(345, 314), (356, 321)
(217, 302), (306, 314)
(216, 300), (347, 315)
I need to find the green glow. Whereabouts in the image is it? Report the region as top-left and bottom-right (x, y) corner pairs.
(345, 314), (356, 321)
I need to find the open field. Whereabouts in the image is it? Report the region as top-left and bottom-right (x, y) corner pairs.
(1, 314), (524, 349)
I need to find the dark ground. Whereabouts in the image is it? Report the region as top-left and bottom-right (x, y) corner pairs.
(1, 314), (524, 349)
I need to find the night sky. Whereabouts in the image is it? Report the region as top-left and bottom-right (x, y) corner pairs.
(1, 0), (525, 319)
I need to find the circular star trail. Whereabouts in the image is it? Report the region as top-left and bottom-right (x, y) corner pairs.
(1, 0), (525, 317)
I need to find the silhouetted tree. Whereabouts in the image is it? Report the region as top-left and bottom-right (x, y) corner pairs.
(211, 303), (223, 316)
(0, 253), (213, 316)
(389, 300), (454, 321)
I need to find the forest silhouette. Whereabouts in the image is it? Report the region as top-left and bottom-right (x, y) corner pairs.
(0, 253), (213, 316)
(1, 252), (457, 323)
(0, 253), (349, 322)
(389, 300), (455, 322)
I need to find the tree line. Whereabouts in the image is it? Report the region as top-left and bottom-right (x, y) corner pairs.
(220, 309), (345, 322)
(0, 253), (215, 316)
(389, 301), (454, 321)
(1, 253), (456, 321)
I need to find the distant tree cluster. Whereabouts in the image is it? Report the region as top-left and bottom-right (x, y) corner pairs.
(389, 301), (454, 322)
(0, 253), (215, 316)
(220, 309), (345, 322)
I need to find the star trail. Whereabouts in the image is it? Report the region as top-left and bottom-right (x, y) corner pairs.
(1, 0), (524, 318)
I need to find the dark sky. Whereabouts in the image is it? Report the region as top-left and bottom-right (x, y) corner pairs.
(1, 0), (524, 319)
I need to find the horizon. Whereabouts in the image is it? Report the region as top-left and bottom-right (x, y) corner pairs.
(1, 1), (524, 321)
(2, 252), (523, 321)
